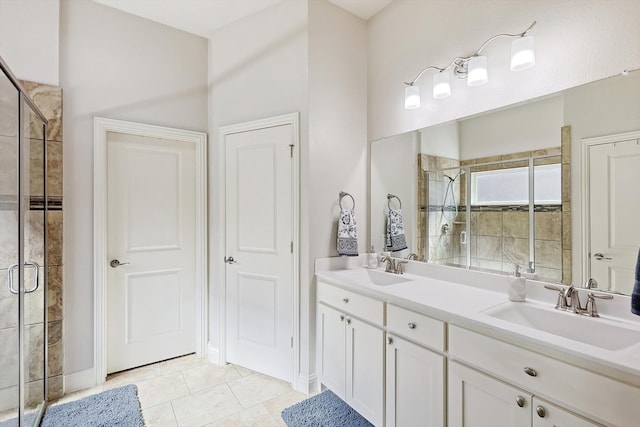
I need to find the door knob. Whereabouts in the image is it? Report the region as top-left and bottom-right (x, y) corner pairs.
(593, 253), (612, 260)
(224, 256), (237, 264)
(110, 259), (130, 268)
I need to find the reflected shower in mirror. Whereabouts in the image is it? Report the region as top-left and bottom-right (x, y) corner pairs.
(370, 70), (640, 295)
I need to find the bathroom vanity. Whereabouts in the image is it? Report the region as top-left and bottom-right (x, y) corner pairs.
(315, 257), (640, 427)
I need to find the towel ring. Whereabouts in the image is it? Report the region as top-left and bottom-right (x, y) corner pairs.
(339, 191), (355, 210)
(387, 194), (402, 210)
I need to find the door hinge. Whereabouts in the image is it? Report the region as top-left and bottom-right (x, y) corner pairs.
(291, 241), (293, 253)
(289, 144), (294, 158)
(290, 336), (294, 348)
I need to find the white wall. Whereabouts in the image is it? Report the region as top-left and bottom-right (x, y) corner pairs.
(60, 0), (208, 375)
(370, 132), (418, 254)
(459, 95), (563, 160)
(0, 0), (60, 85)
(420, 122), (460, 159)
(368, 0), (640, 141)
(308, 0), (368, 383)
(207, 0), (309, 378)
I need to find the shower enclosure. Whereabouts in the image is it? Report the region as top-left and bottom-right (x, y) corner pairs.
(0, 57), (48, 426)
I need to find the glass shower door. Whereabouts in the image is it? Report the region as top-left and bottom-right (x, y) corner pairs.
(0, 64), (20, 424)
(22, 98), (47, 424)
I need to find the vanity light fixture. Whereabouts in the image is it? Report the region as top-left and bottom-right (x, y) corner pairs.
(404, 21), (537, 109)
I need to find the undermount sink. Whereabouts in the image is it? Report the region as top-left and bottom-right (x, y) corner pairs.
(330, 268), (413, 286)
(365, 269), (412, 286)
(483, 301), (640, 351)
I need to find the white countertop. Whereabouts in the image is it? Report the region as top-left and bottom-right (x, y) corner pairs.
(315, 257), (640, 385)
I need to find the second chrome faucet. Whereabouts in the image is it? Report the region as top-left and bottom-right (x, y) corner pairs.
(544, 284), (613, 317)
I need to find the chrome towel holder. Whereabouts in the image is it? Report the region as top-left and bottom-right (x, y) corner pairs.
(339, 191), (355, 210)
(387, 193), (402, 209)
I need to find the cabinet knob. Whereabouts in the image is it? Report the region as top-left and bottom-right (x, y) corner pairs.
(516, 396), (526, 408)
(523, 367), (538, 377)
(346, 318), (351, 325)
(387, 336), (393, 345)
(342, 298), (349, 303)
(536, 405), (547, 418)
(407, 322), (416, 329)
(340, 314), (345, 322)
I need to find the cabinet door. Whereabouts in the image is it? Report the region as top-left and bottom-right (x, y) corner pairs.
(386, 335), (445, 427)
(533, 398), (603, 427)
(317, 303), (346, 398)
(346, 316), (384, 426)
(448, 361), (530, 427)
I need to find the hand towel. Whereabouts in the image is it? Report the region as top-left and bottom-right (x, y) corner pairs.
(385, 209), (408, 252)
(337, 208), (358, 256)
(632, 246), (640, 315)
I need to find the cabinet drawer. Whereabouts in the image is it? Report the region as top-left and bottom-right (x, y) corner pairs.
(449, 325), (640, 427)
(387, 304), (445, 351)
(317, 281), (384, 326)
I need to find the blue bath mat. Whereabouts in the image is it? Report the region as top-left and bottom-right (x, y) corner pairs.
(281, 389), (373, 427)
(41, 384), (144, 427)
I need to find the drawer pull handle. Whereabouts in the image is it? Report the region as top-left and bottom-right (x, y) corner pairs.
(340, 315), (345, 322)
(342, 298), (349, 303)
(387, 336), (393, 345)
(536, 406), (546, 418)
(516, 396), (526, 408)
(523, 367), (538, 377)
(408, 322), (416, 329)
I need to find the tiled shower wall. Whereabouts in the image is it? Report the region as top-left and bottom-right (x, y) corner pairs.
(22, 81), (64, 401)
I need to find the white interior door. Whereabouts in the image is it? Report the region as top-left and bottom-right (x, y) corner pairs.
(107, 132), (196, 374)
(225, 123), (293, 382)
(589, 137), (640, 294)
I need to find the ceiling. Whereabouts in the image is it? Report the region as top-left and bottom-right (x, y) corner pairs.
(92, 0), (393, 38)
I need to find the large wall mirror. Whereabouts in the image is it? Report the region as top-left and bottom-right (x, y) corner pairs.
(371, 70), (640, 295)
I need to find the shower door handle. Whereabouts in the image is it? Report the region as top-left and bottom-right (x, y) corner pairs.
(460, 231), (467, 245)
(6, 262), (40, 294)
(7, 264), (18, 295)
(24, 262), (40, 293)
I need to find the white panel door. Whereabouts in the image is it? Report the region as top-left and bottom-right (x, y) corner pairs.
(107, 132), (196, 374)
(386, 335), (445, 427)
(448, 361), (530, 427)
(589, 138), (640, 293)
(225, 124), (293, 382)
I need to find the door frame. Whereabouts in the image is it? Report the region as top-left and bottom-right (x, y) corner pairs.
(93, 117), (208, 384)
(217, 112), (300, 389)
(580, 129), (640, 285)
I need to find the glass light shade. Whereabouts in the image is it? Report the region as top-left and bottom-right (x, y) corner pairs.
(432, 72), (451, 99)
(404, 85), (421, 109)
(467, 56), (488, 86)
(510, 35), (535, 71)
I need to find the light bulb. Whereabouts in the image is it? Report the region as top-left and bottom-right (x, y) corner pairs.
(432, 72), (451, 99)
(404, 85), (421, 109)
(511, 35), (535, 71)
(467, 56), (488, 87)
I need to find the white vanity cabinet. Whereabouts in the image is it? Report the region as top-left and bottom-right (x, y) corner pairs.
(448, 326), (630, 427)
(316, 281), (384, 426)
(385, 304), (446, 427)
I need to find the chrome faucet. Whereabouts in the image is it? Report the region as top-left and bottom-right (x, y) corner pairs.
(406, 253), (419, 260)
(379, 256), (408, 274)
(544, 284), (613, 317)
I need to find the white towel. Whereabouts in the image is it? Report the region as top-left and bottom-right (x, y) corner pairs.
(337, 208), (358, 256)
(386, 209), (408, 252)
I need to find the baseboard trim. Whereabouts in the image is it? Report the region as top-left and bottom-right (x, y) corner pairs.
(207, 342), (222, 365)
(64, 368), (97, 394)
(296, 373), (318, 394)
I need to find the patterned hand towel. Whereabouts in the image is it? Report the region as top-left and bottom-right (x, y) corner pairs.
(337, 208), (358, 256)
(632, 246), (640, 315)
(385, 209), (408, 252)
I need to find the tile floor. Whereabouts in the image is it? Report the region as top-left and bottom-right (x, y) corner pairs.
(49, 354), (310, 426)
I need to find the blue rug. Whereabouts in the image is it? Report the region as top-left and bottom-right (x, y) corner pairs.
(40, 384), (144, 427)
(281, 389), (373, 427)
